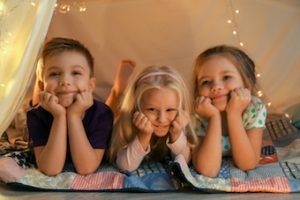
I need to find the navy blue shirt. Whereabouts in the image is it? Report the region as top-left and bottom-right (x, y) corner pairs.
(27, 99), (113, 164)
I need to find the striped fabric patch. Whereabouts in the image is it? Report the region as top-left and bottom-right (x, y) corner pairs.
(71, 172), (124, 190)
(231, 177), (290, 192)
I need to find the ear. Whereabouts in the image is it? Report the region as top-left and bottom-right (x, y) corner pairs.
(89, 77), (96, 91)
(38, 80), (44, 91)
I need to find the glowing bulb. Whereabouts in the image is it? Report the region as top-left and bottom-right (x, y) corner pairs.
(257, 91), (263, 97)
(285, 113), (290, 118)
(239, 42), (244, 46)
(31, 1), (36, 7)
(232, 30), (237, 35)
(0, 1), (6, 16)
(235, 10), (239, 14)
(256, 73), (261, 78)
(227, 20), (232, 24)
(267, 102), (272, 107)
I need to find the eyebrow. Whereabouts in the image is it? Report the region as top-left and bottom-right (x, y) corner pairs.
(198, 70), (236, 81)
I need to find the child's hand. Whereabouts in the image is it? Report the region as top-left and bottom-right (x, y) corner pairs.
(194, 96), (219, 119)
(67, 91), (93, 118)
(226, 88), (251, 115)
(133, 111), (154, 136)
(39, 92), (66, 117)
(169, 111), (190, 143)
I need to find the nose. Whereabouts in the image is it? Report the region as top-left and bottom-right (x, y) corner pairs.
(211, 80), (223, 93)
(59, 74), (71, 86)
(157, 111), (168, 123)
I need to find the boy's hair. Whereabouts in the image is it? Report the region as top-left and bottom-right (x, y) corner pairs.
(193, 45), (257, 98)
(108, 66), (198, 162)
(41, 37), (94, 77)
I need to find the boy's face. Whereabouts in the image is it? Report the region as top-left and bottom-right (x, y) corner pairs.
(40, 51), (95, 107)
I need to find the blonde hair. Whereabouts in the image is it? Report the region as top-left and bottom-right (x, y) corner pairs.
(109, 66), (198, 162)
(193, 45), (257, 99)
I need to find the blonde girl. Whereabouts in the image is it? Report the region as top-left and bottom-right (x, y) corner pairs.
(192, 45), (267, 177)
(109, 66), (198, 172)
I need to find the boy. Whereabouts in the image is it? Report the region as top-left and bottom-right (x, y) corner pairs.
(27, 37), (113, 176)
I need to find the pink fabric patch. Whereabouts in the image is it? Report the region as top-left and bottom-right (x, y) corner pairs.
(231, 177), (290, 193)
(71, 172), (124, 190)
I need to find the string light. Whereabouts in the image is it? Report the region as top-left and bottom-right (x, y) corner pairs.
(226, 0), (279, 115)
(226, 0), (244, 47)
(257, 90), (263, 97)
(55, 0), (87, 14)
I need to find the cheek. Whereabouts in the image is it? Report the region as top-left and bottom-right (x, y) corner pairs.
(197, 87), (209, 96)
(168, 112), (177, 121)
(143, 112), (156, 123)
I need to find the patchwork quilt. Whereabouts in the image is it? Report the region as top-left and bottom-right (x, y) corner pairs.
(1, 115), (300, 193)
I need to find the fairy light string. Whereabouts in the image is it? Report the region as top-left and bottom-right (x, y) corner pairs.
(226, 0), (291, 120)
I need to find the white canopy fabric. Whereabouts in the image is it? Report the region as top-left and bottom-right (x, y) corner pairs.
(46, 0), (300, 119)
(0, 0), (56, 135)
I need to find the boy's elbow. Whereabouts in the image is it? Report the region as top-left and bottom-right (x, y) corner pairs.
(76, 166), (98, 175)
(40, 168), (62, 176)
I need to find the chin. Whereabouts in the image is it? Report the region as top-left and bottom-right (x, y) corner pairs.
(153, 129), (169, 137)
(214, 102), (227, 111)
(59, 98), (74, 108)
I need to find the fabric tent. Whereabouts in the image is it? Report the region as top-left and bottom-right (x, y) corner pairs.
(47, 0), (300, 113)
(1, 0), (300, 134)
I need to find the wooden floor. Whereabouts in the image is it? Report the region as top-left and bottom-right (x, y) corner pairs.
(0, 183), (299, 200)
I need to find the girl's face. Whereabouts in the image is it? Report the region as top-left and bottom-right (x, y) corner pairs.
(197, 56), (245, 111)
(40, 51), (95, 107)
(140, 87), (179, 137)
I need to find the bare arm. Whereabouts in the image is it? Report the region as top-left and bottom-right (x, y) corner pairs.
(67, 91), (104, 175)
(192, 96), (223, 177)
(227, 113), (263, 170)
(192, 114), (222, 177)
(226, 88), (262, 170)
(34, 92), (67, 176)
(68, 114), (104, 175)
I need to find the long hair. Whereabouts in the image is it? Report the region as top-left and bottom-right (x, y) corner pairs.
(109, 66), (198, 162)
(193, 45), (257, 99)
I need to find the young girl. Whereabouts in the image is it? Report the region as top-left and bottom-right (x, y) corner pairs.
(192, 45), (267, 177)
(109, 66), (198, 172)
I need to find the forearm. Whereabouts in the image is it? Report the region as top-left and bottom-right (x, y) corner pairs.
(167, 132), (191, 162)
(192, 114), (222, 177)
(227, 113), (258, 170)
(68, 115), (102, 175)
(116, 136), (149, 172)
(36, 116), (67, 176)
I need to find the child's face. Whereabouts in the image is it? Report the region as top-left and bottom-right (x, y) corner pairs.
(40, 51), (95, 107)
(140, 87), (179, 137)
(197, 56), (245, 111)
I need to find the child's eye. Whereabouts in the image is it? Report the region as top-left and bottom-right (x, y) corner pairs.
(166, 108), (177, 112)
(48, 72), (60, 77)
(223, 75), (231, 81)
(200, 80), (211, 86)
(72, 71), (82, 76)
(147, 108), (156, 112)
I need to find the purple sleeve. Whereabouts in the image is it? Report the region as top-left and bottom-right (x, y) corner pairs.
(85, 101), (113, 149)
(27, 108), (52, 148)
